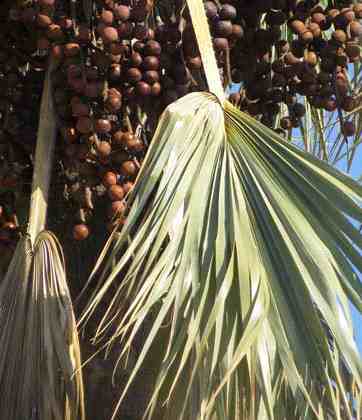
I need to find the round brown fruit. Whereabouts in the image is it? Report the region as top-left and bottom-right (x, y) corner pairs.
(332, 30), (347, 44)
(204, 1), (218, 19)
(289, 19), (306, 35)
(280, 117), (292, 130)
(143, 56), (160, 70)
(114, 4), (130, 21)
(73, 224), (90, 241)
(120, 160), (138, 177)
(108, 201), (126, 218)
(96, 141), (112, 158)
(144, 40), (162, 56)
(108, 184), (125, 201)
(219, 5), (237, 20)
(215, 20), (233, 38)
(76, 117), (92, 134)
(292, 103), (306, 118)
(106, 95), (122, 112)
(102, 26), (119, 43)
(136, 81), (151, 96)
(342, 121), (355, 137)
(95, 119), (112, 134)
(350, 21), (362, 38)
(122, 181), (134, 194)
(102, 171), (118, 187)
(341, 96), (356, 112)
(101, 9), (114, 25)
(127, 67), (142, 83)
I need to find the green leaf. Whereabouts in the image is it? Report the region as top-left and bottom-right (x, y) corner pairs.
(82, 92), (362, 420)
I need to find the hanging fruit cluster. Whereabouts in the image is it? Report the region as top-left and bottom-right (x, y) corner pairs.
(0, 0), (361, 247)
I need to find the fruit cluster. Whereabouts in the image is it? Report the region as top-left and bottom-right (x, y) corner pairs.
(0, 0), (361, 247)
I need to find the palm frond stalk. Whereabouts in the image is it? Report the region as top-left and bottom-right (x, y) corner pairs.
(0, 58), (85, 420)
(82, 92), (362, 420)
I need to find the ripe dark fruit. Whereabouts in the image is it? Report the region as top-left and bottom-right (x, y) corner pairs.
(219, 5), (237, 20)
(231, 25), (244, 40)
(73, 224), (90, 241)
(102, 171), (118, 187)
(144, 40), (161, 56)
(341, 97), (355, 112)
(215, 20), (233, 38)
(292, 103), (306, 118)
(204, 2), (218, 19)
(280, 117), (292, 130)
(127, 67), (142, 83)
(143, 70), (159, 84)
(213, 38), (228, 51)
(76, 117), (92, 134)
(108, 184), (125, 201)
(130, 52), (143, 67)
(342, 121), (355, 137)
(143, 56), (160, 70)
(136, 81), (151, 96)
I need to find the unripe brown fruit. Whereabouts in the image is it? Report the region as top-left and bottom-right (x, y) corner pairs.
(101, 9), (114, 25)
(130, 52), (143, 67)
(114, 4), (130, 20)
(73, 224), (90, 241)
(102, 171), (118, 187)
(102, 26), (119, 43)
(108, 201), (126, 218)
(106, 95), (122, 112)
(95, 119), (112, 134)
(332, 30), (347, 44)
(122, 181), (134, 194)
(96, 141), (112, 158)
(349, 21), (362, 38)
(289, 19), (306, 34)
(120, 160), (138, 177)
(108, 184), (125, 201)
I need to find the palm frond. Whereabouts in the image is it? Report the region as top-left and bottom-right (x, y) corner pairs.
(0, 231), (85, 420)
(81, 92), (362, 420)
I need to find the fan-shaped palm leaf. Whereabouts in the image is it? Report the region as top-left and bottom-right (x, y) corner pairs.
(81, 92), (362, 420)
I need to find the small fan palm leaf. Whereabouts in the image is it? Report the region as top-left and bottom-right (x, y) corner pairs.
(81, 92), (362, 420)
(0, 231), (84, 420)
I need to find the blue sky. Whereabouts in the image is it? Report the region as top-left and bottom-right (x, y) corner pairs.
(347, 150), (362, 354)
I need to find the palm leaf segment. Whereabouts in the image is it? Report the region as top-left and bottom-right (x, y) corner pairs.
(83, 92), (362, 420)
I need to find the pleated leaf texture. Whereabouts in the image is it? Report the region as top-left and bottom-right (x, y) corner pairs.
(0, 231), (85, 420)
(82, 92), (362, 420)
